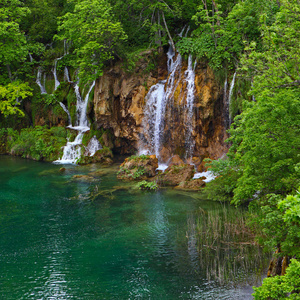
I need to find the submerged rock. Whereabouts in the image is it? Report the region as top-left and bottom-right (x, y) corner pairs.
(117, 154), (158, 181)
(88, 170), (109, 177)
(72, 174), (95, 181)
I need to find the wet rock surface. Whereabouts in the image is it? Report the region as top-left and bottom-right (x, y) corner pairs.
(117, 155), (158, 181)
(175, 178), (206, 190)
(158, 164), (195, 186)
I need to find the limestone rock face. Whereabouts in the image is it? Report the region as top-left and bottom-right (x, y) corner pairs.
(152, 60), (228, 161)
(93, 50), (229, 159)
(94, 50), (159, 154)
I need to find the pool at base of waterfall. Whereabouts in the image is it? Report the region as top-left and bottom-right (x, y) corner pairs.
(0, 156), (268, 300)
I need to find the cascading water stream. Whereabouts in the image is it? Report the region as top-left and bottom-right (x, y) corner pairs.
(59, 102), (72, 125)
(223, 77), (230, 128)
(36, 67), (47, 94)
(228, 71), (236, 124)
(184, 54), (197, 159)
(53, 57), (63, 91)
(140, 45), (182, 159)
(64, 67), (71, 83)
(54, 81), (96, 164)
(84, 135), (103, 156)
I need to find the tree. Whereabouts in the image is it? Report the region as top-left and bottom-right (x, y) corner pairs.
(0, 0), (30, 81)
(226, 0), (300, 205)
(57, 0), (127, 83)
(0, 81), (32, 117)
(253, 259), (300, 299)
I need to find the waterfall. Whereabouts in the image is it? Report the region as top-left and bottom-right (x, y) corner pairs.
(184, 54), (196, 159)
(53, 57), (63, 91)
(140, 44), (197, 161)
(36, 67), (47, 94)
(228, 71), (236, 123)
(84, 135), (102, 156)
(141, 81), (166, 157)
(59, 102), (71, 125)
(223, 77), (230, 128)
(64, 66), (71, 83)
(140, 45), (182, 159)
(54, 81), (95, 164)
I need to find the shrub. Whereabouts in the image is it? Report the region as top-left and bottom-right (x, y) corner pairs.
(137, 180), (158, 191)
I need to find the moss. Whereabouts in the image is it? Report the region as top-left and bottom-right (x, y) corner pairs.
(127, 154), (150, 162)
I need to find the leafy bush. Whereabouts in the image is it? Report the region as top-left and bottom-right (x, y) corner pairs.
(8, 126), (67, 161)
(253, 259), (300, 300)
(132, 166), (145, 179)
(137, 180), (158, 191)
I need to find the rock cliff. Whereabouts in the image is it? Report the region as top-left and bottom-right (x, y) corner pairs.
(93, 49), (228, 160)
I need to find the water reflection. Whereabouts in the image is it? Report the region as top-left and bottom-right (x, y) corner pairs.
(188, 204), (270, 286)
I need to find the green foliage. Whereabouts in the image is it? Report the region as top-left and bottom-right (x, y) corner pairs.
(7, 126), (67, 161)
(222, 0), (300, 205)
(132, 166), (146, 179)
(201, 157), (240, 202)
(57, 0), (127, 83)
(0, 81), (32, 117)
(253, 259), (300, 299)
(0, 0), (29, 69)
(178, 0), (278, 70)
(252, 193), (300, 258)
(137, 180), (158, 190)
(127, 154), (150, 162)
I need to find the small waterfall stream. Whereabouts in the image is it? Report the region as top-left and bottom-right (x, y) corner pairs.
(53, 56), (63, 91)
(140, 45), (183, 159)
(184, 54), (197, 159)
(36, 67), (47, 94)
(36, 42), (100, 164)
(228, 71), (237, 124)
(54, 81), (96, 164)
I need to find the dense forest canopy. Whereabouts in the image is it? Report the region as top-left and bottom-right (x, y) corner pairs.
(1, 0), (300, 297)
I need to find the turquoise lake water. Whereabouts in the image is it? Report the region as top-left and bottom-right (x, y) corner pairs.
(0, 156), (267, 299)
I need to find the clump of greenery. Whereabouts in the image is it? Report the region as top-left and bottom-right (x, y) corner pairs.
(7, 126), (67, 161)
(137, 180), (158, 191)
(253, 259), (300, 300)
(132, 166), (146, 179)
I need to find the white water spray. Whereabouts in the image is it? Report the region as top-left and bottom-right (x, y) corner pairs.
(141, 45), (183, 159)
(184, 54), (196, 159)
(85, 135), (102, 157)
(59, 102), (71, 126)
(36, 67), (47, 94)
(228, 71), (237, 123)
(54, 81), (96, 164)
(53, 57), (63, 91)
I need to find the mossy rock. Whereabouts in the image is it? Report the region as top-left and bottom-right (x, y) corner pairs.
(157, 164), (195, 186)
(117, 154), (158, 181)
(77, 147), (113, 165)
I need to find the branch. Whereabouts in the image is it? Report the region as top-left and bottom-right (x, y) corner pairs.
(161, 11), (175, 51)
